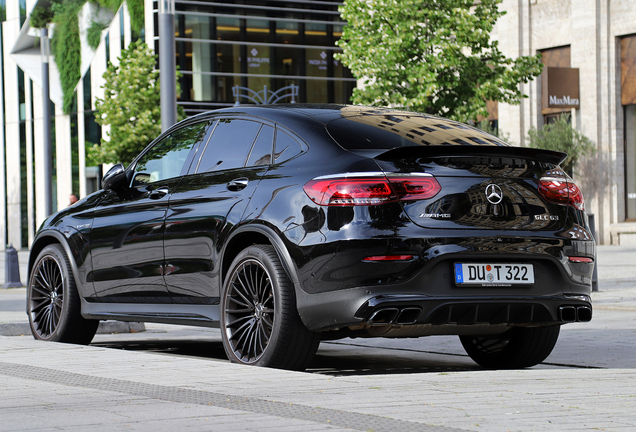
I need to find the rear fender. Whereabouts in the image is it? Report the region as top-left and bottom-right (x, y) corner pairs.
(221, 224), (323, 328)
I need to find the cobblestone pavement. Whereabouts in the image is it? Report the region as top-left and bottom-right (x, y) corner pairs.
(1, 246), (635, 431)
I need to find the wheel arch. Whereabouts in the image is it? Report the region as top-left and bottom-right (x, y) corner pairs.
(221, 224), (300, 290)
(29, 231), (84, 295)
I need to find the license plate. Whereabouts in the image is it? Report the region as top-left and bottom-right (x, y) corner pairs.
(454, 263), (534, 286)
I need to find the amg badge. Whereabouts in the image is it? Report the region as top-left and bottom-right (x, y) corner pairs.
(419, 213), (451, 219)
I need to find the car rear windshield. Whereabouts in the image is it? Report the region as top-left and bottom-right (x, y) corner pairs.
(326, 114), (509, 150)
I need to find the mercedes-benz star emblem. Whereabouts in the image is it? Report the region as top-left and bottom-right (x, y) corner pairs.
(485, 184), (503, 204)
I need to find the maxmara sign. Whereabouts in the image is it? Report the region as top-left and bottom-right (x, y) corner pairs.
(549, 95), (580, 106)
(545, 67), (580, 109)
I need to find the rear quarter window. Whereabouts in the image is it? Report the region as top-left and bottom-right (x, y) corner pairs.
(274, 128), (303, 163)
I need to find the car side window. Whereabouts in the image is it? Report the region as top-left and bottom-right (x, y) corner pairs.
(274, 128), (302, 163)
(132, 121), (208, 186)
(196, 119), (262, 173)
(246, 125), (274, 167)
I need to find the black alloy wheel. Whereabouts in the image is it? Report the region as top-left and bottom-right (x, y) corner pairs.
(224, 257), (275, 363)
(27, 244), (99, 344)
(459, 325), (561, 369)
(221, 245), (319, 370)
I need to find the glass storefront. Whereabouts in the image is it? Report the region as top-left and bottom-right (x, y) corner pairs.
(166, 0), (355, 114)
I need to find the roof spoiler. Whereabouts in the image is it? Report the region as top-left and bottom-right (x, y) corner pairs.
(374, 145), (567, 166)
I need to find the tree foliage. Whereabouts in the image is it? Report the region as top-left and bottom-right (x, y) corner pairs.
(87, 20), (107, 50)
(336, 0), (544, 122)
(526, 114), (596, 176)
(29, 6), (55, 28)
(50, 0), (84, 113)
(90, 41), (185, 166)
(126, 0), (145, 35)
(30, 0), (146, 113)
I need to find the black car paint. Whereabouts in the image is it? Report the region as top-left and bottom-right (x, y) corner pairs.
(28, 105), (594, 336)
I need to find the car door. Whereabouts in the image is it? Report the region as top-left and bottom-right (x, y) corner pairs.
(163, 117), (274, 302)
(89, 121), (210, 302)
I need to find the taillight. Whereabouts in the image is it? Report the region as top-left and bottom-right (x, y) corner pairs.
(538, 174), (585, 211)
(386, 175), (441, 201)
(304, 173), (441, 206)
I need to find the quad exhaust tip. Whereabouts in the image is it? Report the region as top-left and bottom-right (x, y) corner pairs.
(367, 308), (399, 325)
(577, 306), (592, 322)
(366, 307), (422, 325)
(559, 305), (592, 323)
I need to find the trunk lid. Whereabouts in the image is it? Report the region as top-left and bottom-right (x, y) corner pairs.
(372, 146), (569, 231)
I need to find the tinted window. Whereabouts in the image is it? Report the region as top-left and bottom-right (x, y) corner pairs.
(247, 125), (274, 166)
(326, 115), (508, 150)
(132, 122), (207, 185)
(196, 119), (262, 173)
(274, 129), (302, 163)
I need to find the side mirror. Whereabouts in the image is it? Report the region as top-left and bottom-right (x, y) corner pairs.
(102, 164), (127, 191)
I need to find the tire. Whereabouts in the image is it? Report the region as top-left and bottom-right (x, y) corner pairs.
(459, 325), (560, 369)
(221, 245), (320, 370)
(27, 244), (99, 344)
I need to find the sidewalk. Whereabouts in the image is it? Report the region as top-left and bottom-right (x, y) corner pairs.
(591, 245), (636, 310)
(1, 246), (635, 431)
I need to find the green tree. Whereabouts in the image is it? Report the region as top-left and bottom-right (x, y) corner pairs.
(336, 0), (543, 122)
(30, 0), (145, 113)
(526, 114), (596, 176)
(89, 41), (185, 166)
(50, 0), (84, 113)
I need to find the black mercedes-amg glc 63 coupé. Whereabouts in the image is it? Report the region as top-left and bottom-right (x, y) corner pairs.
(27, 105), (595, 370)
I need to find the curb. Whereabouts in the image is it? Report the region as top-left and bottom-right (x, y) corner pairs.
(0, 321), (145, 337)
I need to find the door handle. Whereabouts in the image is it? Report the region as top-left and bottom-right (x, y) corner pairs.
(149, 187), (169, 199)
(227, 178), (249, 191)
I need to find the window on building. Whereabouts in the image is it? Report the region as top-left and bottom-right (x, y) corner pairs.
(540, 45), (572, 124)
(166, 2), (355, 114)
(621, 35), (636, 221)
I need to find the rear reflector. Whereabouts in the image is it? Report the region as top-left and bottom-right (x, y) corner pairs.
(363, 255), (414, 262)
(568, 256), (594, 263)
(538, 174), (585, 211)
(304, 173), (441, 206)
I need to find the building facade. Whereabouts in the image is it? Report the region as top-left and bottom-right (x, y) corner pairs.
(0, 0), (353, 250)
(493, 0), (636, 245)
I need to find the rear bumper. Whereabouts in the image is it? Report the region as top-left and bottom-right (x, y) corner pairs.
(296, 283), (591, 332)
(290, 227), (594, 332)
(355, 294), (592, 326)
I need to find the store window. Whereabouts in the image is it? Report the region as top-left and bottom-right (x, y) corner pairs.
(540, 46), (572, 123)
(168, 2), (355, 113)
(621, 35), (636, 221)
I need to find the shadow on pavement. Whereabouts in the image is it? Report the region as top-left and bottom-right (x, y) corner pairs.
(91, 336), (481, 376)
